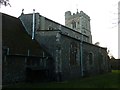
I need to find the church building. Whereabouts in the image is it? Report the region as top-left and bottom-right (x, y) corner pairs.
(19, 10), (111, 81)
(2, 9), (111, 84)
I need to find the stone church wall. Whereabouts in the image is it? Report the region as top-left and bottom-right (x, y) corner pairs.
(35, 30), (111, 81)
(2, 55), (26, 84)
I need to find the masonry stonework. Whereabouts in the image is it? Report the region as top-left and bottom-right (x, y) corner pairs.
(19, 11), (111, 81)
(65, 11), (92, 43)
(2, 9), (111, 85)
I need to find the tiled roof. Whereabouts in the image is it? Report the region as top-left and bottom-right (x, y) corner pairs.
(2, 13), (48, 57)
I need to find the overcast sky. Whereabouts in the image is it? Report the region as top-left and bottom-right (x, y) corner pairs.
(0, 0), (119, 58)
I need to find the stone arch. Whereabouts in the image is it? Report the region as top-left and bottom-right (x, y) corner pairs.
(71, 20), (76, 29)
(88, 52), (94, 65)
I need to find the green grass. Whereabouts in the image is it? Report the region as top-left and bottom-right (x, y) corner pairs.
(3, 70), (120, 88)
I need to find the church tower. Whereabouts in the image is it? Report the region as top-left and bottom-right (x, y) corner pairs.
(65, 10), (92, 43)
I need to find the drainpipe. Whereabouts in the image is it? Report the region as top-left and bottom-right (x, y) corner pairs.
(32, 9), (35, 40)
(7, 48), (9, 55)
(80, 34), (84, 77)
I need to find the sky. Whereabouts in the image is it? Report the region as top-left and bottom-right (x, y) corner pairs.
(0, 0), (119, 58)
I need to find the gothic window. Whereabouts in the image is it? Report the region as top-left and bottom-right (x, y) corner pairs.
(72, 20), (76, 29)
(70, 42), (77, 65)
(82, 20), (87, 30)
(88, 52), (93, 65)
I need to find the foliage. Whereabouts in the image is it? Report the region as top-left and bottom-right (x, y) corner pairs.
(0, 0), (11, 7)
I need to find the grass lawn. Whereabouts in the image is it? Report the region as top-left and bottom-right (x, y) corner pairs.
(3, 70), (120, 88)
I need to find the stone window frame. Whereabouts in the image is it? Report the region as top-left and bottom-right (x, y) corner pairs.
(88, 52), (94, 65)
(71, 20), (76, 29)
(70, 42), (78, 65)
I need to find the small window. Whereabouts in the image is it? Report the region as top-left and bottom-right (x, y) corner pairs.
(72, 20), (76, 29)
(89, 53), (93, 65)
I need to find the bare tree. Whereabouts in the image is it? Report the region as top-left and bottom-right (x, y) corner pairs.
(0, 0), (11, 7)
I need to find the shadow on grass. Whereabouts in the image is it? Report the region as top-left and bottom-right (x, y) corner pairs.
(3, 70), (120, 88)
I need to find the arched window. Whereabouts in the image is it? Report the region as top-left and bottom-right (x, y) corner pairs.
(72, 20), (76, 29)
(88, 52), (94, 65)
(70, 42), (77, 65)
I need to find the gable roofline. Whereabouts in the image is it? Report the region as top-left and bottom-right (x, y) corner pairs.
(19, 12), (89, 37)
(2, 13), (53, 57)
(59, 31), (107, 50)
(37, 29), (107, 50)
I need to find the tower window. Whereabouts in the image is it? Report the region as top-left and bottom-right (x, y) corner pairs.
(72, 20), (76, 29)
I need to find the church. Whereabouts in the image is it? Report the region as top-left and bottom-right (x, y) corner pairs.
(2, 10), (111, 84)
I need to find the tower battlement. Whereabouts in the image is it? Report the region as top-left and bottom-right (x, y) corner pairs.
(65, 10), (92, 43)
(65, 11), (90, 21)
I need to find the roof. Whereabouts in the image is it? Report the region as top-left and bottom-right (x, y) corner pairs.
(20, 13), (89, 37)
(2, 13), (50, 57)
(19, 13), (107, 50)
